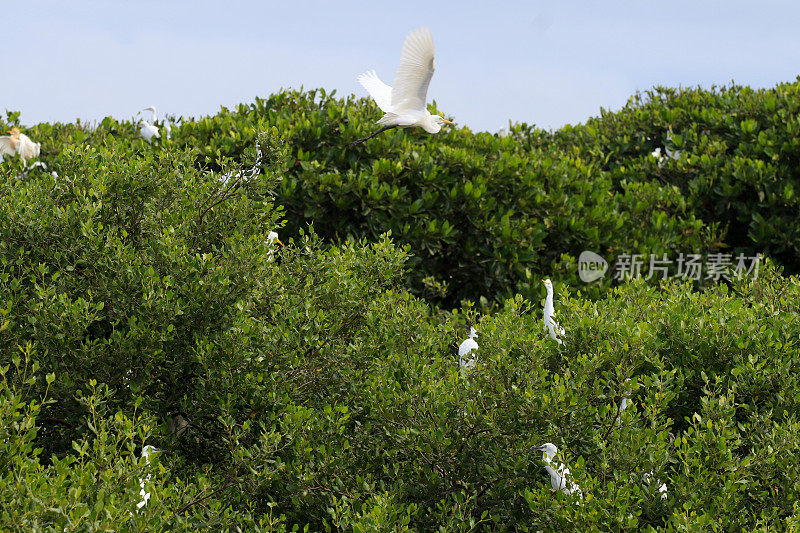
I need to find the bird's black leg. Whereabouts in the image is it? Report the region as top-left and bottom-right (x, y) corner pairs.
(350, 125), (399, 146)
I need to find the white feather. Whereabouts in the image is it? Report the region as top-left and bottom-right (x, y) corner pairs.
(357, 70), (393, 112)
(390, 27), (436, 113)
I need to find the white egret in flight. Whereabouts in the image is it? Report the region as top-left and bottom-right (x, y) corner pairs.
(542, 279), (564, 344)
(531, 443), (583, 498)
(458, 326), (479, 369)
(353, 27), (454, 145)
(137, 445), (166, 510)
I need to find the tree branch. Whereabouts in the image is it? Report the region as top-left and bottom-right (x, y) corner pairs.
(174, 481), (235, 516)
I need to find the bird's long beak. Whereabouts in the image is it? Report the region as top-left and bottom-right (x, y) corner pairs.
(530, 445), (546, 452)
(442, 119), (455, 126)
(276, 239), (284, 247)
(153, 448), (168, 453)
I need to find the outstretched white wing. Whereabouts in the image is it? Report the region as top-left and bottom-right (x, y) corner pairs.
(391, 27), (435, 112)
(357, 70), (393, 112)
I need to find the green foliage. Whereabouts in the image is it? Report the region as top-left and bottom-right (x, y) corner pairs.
(1, 82), (800, 530)
(168, 88), (729, 307)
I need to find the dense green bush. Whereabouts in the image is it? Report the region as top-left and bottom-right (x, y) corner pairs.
(2, 81), (800, 530)
(168, 89), (725, 307)
(6, 82), (799, 307)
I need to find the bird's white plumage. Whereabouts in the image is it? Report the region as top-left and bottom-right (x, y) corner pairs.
(357, 70), (393, 112)
(137, 445), (164, 510)
(391, 27), (436, 112)
(0, 128), (40, 161)
(139, 121), (160, 142)
(356, 27), (452, 139)
(534, 443), (583, 498)
(265, 231), (284, 261)
(267, 231), (281, 244)
(542, 279), (564, 344)
(0, 136), (16, 159)
(458, 327), (478, 369)
(16, 133), (41, 160)
(643, 471), (668, 500)
(141, 106), (157, 123)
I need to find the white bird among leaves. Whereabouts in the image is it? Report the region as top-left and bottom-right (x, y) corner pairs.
(643, 471), (668, 500)
(139, 120), (160, 142)
(353, 27), (454, 145)
(137, 445), (166, 510)
(458, 326), (479, 369)
(266, 231), (284, 261)
(0, 127), (41, 162)
(137, 106), (161, 142)
(542, 279), (564, 344)
(140, 106), (158, 123)
(651, 147), (665, 168)
(531, 443), (583, 499)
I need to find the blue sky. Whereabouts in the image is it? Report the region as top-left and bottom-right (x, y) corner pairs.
(4, 1), (799, 132)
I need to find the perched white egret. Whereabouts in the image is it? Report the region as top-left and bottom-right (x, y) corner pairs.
(353, 27), (454, 145)
(542, 279), (564, 344)
(266, 231), (284, 262)
(267, 231), (283, 246)
(140, 106), (158, 123)
(140, 106), (172, 139)
(136, 107), (161, 142)
(139, 120), (160, 142)
(458, 327), (479, 369)
(0, 128), (40, 162)
(643, 471), (668, 500)
(137, 445), (166, 510)
(16, 133), (40, 161)
(531, 443), (583, 498)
